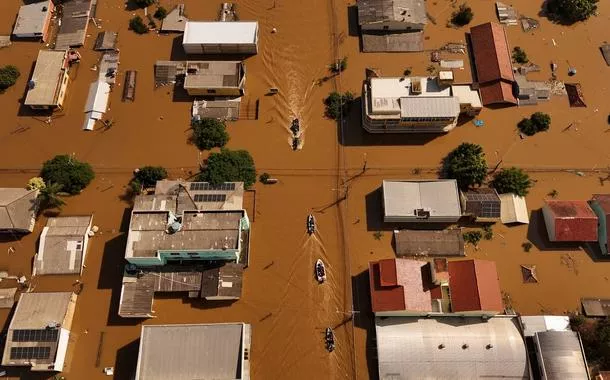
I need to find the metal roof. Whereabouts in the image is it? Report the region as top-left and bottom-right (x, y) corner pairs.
(357, 0), (427, 26)
(399, 96), (460, 119)
(24, 50), (67, 106)
(448, 260), (504, 313)
(35, 216), (92, 275)
(183, 22), (258, 45)
(55, 0), (92, 49)
(543, 200), (598, 242)
(520, 316), (570, 337)
(375, 316), (529, 380)
(200, 263), (244, 299)
(161, 4), (188, 32)
(536, 331), (590, 380)
(382, 180), (461, 218)
(500, 193), (529, 224)
(12, 1), (52, 37)
(581, 298), (610, 317)
(93, 31), (117, 51)
(0, 288), (17, 309)
(0, 188), (39, 232)
(135, 323), (249, 380)
(394, 229), (465, 257)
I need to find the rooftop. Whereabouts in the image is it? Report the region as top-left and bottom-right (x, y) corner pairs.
(461, 188), (501, 219)
(135, 323), (249, 380)
(536, 331), (589, 380)
(469, 22), (514, 84)
(382, 180), (461, 219)
(451, 84), (483, 108)
(183, 22), (258, 45)
(357, 0), (427, 26)
(161, 4), (188, 32)
(500, 193), (529, 224)
(369, 77), (452, 115)
(55, 0), (93, 50)
(375, 316), (529, 379)
(520, 315), (570, 337)
(93, 31), (117, 51)
(448, 260), (504, 312)
(24, 50), (67, 107)
(34, 216), (93, 275)
(544, 200), (598, 241)
(394, 229), (465, 257)
(12, 1), (52, 37)
(545, 200), (597, 218)
(399, 96), (460, 119)
(200, 263), (244, 299)
(0, 188), (39, 232)
(192, 98), (241, 121)
(182, 61), (243, 90)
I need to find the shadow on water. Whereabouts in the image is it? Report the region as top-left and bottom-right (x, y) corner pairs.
(352, 270), (378, 380)
(114, 339), (140, 380)
(339, 97), (441, 147)
(526, 209), (583, 251)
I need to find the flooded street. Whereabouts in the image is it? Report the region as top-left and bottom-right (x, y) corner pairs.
(0, 0), (609, 378)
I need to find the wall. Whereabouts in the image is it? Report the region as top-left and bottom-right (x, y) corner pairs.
(541, 206), (556, 241)
(53, 328), (70, 372)
(589, 202), (609, 255)
(56, 71), (70, 109)
(361, 20), (425, 32)
(184, 86), (244, 97)
(183, 43), (258, 55)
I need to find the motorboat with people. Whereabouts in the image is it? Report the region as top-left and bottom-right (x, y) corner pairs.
(315, 259), (326, 283)
(290, 118), (300, 136)
(306, 214), (316, 235)
(325, 327), (335, 352)
(292, 136), (300, 151)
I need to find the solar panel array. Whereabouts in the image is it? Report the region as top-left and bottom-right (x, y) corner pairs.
(190, 182), (236, 191)
(466, 191), (500, 218)
(12, 329), (59, 343)
(10, 346), (51, 360)
(193, 194), (227, 203)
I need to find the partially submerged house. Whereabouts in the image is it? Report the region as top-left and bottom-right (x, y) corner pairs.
(356, 0), (427, 52)
(0, 188), (39, 234)
(82, 80), (110, 131)
(24, 50), (70, 110)
(192, 98), (241, 121)
(500, 193), (529, 224)
(393, 229), (465, 257)
(34, 216), (93, 275)
(589, 194), (610, 255)
(515, 73), (551, 106)
(1, 292), (77, 372)
(542, 200), (598, 242)
(119, 181), (249, 318)
(12, 0), (55, 42)
(93, 31), (117, 51)
(155, 61), (246, 97)
(460, 188), (501, 222)
(55, 0), (93, 50)
(135, 323), (251, 380)
(469, 22), (517, 106)
(375, 316), (530, 379)
(182, 21), (258, 55)
(368, 258), (504, 316)
(382, 180), (462, 223)
(161, 4), (188, 33)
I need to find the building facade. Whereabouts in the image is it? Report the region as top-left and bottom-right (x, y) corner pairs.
(183, 22), (258, 55)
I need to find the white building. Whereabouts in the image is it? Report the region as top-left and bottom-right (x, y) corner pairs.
(182, 22), (258, 55)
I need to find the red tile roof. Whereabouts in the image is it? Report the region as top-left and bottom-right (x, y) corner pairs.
(479, 81), (517, 105)
(448, 260), (504, 313)
(470, 22), (514, 83)
(544, 200), (598, 242)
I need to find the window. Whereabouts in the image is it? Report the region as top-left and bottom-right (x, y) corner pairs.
(170, 252), (180, 256)
(207, 89), (217, 94)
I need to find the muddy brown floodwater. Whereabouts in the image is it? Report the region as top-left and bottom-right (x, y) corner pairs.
(0, 0), (609, 379)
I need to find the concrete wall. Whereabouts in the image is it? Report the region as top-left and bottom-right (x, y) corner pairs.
(53, 328), (70, 372)
(184, 86), (244, 97)
(361, 20), (425, 32)
(56, 71), (70, 109)
(541, 205), (556, 242)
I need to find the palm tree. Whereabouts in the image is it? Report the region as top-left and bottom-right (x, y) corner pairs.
(38, 182), (66, 211)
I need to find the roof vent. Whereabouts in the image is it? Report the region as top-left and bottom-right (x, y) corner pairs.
(486, 344), (493, 350)
(42, 6), (48, 12)
(462, 344), (469, 350)
(415, 208), (430, 219)
(438, 344), (445, 349)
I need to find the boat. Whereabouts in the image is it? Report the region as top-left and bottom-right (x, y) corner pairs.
(306, 214), (315, 234)
(315, 259), (326, 283)
(292, 137), (300, 151)
(325, 327), (335, 352)
(290, 118), (300, 136)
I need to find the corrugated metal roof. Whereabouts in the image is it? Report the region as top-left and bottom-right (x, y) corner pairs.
(35, 215), (92, 275)
(382, 180), (461, 218)
(135, 323), (248, 380)
(536, 331), (590, 380)
(500, 193), (529, 224)
(520, 316), (570, 337)
(0, 188), (39, 232)
(399, 96), (460, 118)
(55, 0), (92, 49)
(375, 316), (529, 380)
(183, 22), (258, 44)
(357, 0), (427, 25)
(8, 292), (75, 329)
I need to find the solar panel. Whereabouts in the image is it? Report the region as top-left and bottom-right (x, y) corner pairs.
(10, 346), (51, 360)
(189, 182), (236, 191)
(193, 194), (227, 203)
(12, 329), (59, 343)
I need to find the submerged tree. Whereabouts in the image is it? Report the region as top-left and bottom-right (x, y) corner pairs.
(547, 0), (598, 23)
(191, 118), (229, 150)
(40, 155), (94, 195)
(199, 149), (256, 188)
(451, 4), (474, 26)
(134, 0), (154, 7)
(324, 91), (354, 120)
(512, 47), (529, 64)
(154, 6), (168, 19)
(0, 65), (20, 91)
(38, 182), (66, 211)
(129, 16), (148, 34)
(518, 112), (551, 136)
(491, 167), (533, 196)
(134, 166), (168, 188)
(443, 143), (488, 189)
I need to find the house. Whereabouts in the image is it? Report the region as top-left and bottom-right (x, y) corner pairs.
(0, 188), (39, 234)
(135, 323), (251, 380)
(393, 229), (465, 257)
(515, 73), (551, 106)
(34, 216), (93, 275)
(161, 4), (188, 33)
(469, 22), (517, 106)
(460, 188), (501, 222)
(589, 194), (610, 255)
(82, 80), (110, 130)
(93, 31), (118, 51)
(362, 76), (461, 133)
(542, 200), (598, 242)
(500, 193), (529, 224)
(24, 50), (70, 110)
(381, 180), (462, 223)
(182, 22), (258, 55)
(356, 0), (426, 52)
(12, 1), (55, 42)
(155, 61), (246, 97)
(451, 84), (483, 116)
(192, 98), (241, 121)
(55, 0), (93, 50)
(368, 258), (503, 316)
(1, 292), (77, 372)
(119, 181), (249, 317)
(375, 316), (530, 379)
(534, 331), (590, 380)
(581, 298), (610, 317)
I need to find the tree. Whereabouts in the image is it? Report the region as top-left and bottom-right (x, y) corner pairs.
(324, 91), (353, 120)
(134, 0), (154, 7)
(259, 172), (271, 183)
(330, 57), (348, 74)
(491, 167), (532, 196)
(38, 182), (66, 211)
(26, 177), (46, 191)
(0, 65), (20, 90)
(129, 16), (148, 34)
(547, 0), (598, 23)
(518, 112), (551, 136)
(40, 155), (95, 195)
(134, 166), (168, 188)
(512, 47), (529, 64)
(191, 118), (229, 150)
(443, 143), (488, 189)
(451, 4), (474, 26)
(199, 149), (256, 188)
(154, 6), (168, 19)
(463, 231), (482, 246)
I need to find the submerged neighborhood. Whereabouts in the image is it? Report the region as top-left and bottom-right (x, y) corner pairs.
(0, 0), (608, 379)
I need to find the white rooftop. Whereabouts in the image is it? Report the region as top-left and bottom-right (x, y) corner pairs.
(24, 50), (66, 106)
(451, 84), (483, 108)
(370, 77), (452, 114)
(376, 316), (530, 380)
(520, 315), (570, 337)
(400, 96), (460, 118)
(500, 193), (529, 224)
(383, 180), (461, 218)
(12, 1), (52, 37)
(183, 21), (258, 45)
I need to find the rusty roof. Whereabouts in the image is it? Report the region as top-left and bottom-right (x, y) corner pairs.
(470, 22), (514, 84)
(448, 260), (503, 313)
(394, 229), (465, 257)
(544, 200), (598, 242)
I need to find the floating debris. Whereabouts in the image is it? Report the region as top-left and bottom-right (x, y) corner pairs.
(473, 119), (485, 127)
(521, 265), (538, 283)
(520, 17), (539, 32)
(440, 42), (466, 54)
(0, 36), (11, 49)
(565, 83), (586, 107)
(440, 59), (464, 69)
